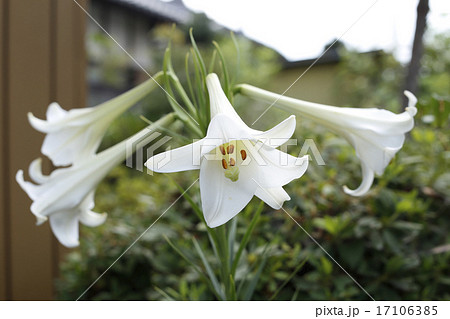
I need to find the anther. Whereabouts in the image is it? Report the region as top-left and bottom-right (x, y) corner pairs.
(229, 158), (236, 166)
(222, 159), (228, 169)
(227, 144), (234, 154)
(219, 145), (226, 155)
(240, 150), (247, 161)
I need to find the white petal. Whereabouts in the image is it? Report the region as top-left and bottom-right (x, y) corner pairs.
(404, 90), (418, 116)
(200, 157), (257, 228)
(252, 115), (296, 147)
(145, 139), (206, 173)
(16, 170), (39, 201)
(28, 158), (50, 184)
(343, 161), (375, 197)
(78, 192), (107, 227)
(41, 124), (104, 166)
(16, 170), (48, 224)
(206, 113), (253, 141)
(46, 102), (67, 121)
(207, 73), (245, 122)
(28, 112), (51, 133)
(49, 210), (80, 247)
(79, 210), (107, 227)
(255, 187), (290, 209)
(344, 130), (404, 175)
(253, 146), (308, 188)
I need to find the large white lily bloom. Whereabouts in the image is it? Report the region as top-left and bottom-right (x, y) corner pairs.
(17, 114), (175, 247)
(238, 84), (418, 196)
(146, 74), (308, 227)
(28, 74), (162, 166)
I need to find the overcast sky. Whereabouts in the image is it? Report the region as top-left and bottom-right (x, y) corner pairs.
(181, 0), (450, 63)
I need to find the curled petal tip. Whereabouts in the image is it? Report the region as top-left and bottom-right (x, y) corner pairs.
(403, 90), (418, 116)
(343, 185), (367, 197)
(79, 210), (107, 227)
(29, 158), (50, 184)
(27, 112), (48, 132)
(35, 215), (48, 225)
(63, 241), (80, 248)
(15, 170), (26, 187)
(343, 162), (375, 197)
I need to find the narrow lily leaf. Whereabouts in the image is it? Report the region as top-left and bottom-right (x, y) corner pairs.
(153, 285), (176, 301)
(165, 175), (203, 221)
(207, 231), (220, 261)
(139, 115), (190, 143)
(185, 52), (199, 109)
(163, 48), (187, 119)
(189, 28), (206, 79)
(230, 31), (240, 84)
(168, 74), (198, 121)
(192, 237), (225, 300)
(208, 49), (217, 74)
(228, 217), (238, 268)
(269, 257), (308, 301)
(241, 253), (268, 301)
(164, 235), (223, 300)
(166, 174), (220, 254)
(228, 274), (237, 301)
(190, 47), (208, 127)
(163, 50), (198, 117)
(212, 41), (231, 101)
(231, 201), (264, 275)
(163, 48), (202, 136)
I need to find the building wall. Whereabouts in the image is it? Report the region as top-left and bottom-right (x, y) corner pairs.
(270, 63), (339, 106)
(0, 0), (86, 300)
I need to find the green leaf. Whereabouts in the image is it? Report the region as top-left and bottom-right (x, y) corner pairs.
(241, 254), (268, 301)
(231, 201), (264, 275)
(193, 237), (225, 300)
(269, 258), (308, 301)
(212, 41), (232, 101)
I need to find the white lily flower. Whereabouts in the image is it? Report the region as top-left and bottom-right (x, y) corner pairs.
(238, 84), (418, 196)
(17, 114), (175, 247)
(146, 74), (308, 227)
(28, 74), (162, 166)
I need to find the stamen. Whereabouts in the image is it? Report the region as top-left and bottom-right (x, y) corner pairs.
(222, 159), (228, 169)
(227, 144), (234, 154)
(229, 158), (236, 166)
(219, 145), (226, 155)
(240, 150), (247, 161)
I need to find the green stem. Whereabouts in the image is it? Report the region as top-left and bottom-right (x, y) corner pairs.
(216, 225), (233, 300)
(98, 71), (165, 120)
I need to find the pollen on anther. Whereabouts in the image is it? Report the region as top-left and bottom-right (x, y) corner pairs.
(222, 158), (228, 169)
(240, 150), (247, 161)
(219, 145), (226, 155)
(227, 144), (235, 154)
(229, 158), (236, 166)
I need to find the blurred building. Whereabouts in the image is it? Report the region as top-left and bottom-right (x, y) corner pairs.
(272, 42), (343, 105)
(87, 0), (219, 106)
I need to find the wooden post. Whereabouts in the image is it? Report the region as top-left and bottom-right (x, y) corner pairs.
(0, 0), (87, 300)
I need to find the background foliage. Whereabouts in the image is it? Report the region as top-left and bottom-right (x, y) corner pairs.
(56, 30), (450, 301)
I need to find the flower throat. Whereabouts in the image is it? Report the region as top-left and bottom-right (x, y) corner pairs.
(217, 141), (247, 182)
